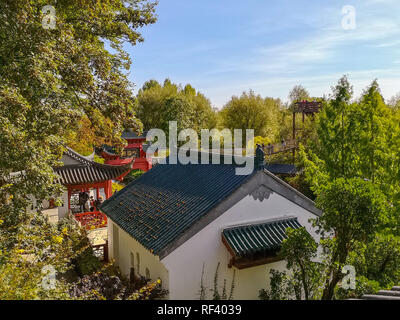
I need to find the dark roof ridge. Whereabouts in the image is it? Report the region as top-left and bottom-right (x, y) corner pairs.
(63, 147), (133, 170)
(64, 147), (93, 166)
(262, 168), (320, 215)
(122, 130), (148, 139)
(163, 149), (256, 167)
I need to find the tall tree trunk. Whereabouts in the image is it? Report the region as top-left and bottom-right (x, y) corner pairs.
(298, 260), (309, 300)
(321, 271), (341, 300)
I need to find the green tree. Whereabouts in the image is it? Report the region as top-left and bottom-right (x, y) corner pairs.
(314, 178), (388, 300)
(315, 75), (356, 178)
(308, 77), (400, 220)
(0, 0), (157, 226)
(311, 77), (398, 187)
(292, 76), (398, 300)
(288, 85), (310, 105)
(220, 90), (282, 141)
(355, 81), (398, 194)
(0, 0), (157, 299)
(278, 227), (321, 300)
(137, 79), (217, 134)
(349, 233), (400, 289)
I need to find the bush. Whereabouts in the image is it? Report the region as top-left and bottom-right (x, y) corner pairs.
(335, 276), (380, 300)
(74, 248), (102, 276)
(94, 154), (105, 164)
(112, 182), (125, 194)
(259, 270), (297, 300)
(69, 269), (168, 300)
(70, 273), (126, 300)
(123, 169), (145, 185)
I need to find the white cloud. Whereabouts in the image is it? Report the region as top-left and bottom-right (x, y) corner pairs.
(196, 6), (400, 108)
(366, 0), (398, 4)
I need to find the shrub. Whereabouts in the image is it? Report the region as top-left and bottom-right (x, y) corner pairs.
(70, 272), (126, 300)
(70, 269), (168, 300)
(74, 248), (102, 276)
(123, 169), (145, 185)
(335, 276), (380, 300)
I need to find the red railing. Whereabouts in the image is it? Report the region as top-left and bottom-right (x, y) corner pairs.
(74, 211), (107, 230)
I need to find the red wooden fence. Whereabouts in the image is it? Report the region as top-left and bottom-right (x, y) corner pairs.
(74, 211), (107, 230)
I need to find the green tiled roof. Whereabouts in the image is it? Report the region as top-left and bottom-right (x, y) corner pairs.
(122, 130), (148, 140)
(222, 217), (302, 257)
(100, 155), (256, 256)
(55, 148), (132, 185)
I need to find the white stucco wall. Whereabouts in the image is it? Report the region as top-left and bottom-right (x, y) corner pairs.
(58, 191), (69, 220)
(161, 190), (319, 300)
(28, 192), (69, 221)
(108, 219), (169, 291)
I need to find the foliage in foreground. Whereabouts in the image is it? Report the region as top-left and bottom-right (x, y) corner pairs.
(70, 270), (167, 300)
(0, 213), (166, 300)
(198, 262), (236, 300)
(0, 0), (159, 300)
(0, 215), (89, 299)
(260, 76), (400, 300)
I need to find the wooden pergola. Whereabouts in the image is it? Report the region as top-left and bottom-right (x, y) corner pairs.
(292, 100), (322, 142)
(259, 101), (322, 164)
(291, 100), (322, 159)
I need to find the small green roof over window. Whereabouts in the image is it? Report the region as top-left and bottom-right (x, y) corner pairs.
(222, 217), (302, 257)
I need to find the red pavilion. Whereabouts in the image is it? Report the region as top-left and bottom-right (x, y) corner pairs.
(100, 130), (152, 172)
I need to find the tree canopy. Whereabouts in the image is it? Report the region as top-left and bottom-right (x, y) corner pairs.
(288, 85), (310, 105)
(219, 90), (282, 142)
(284, 76), (400, 299)
(0, 0), (157, 299)
(260, 76), (400, 300)
(136, 79), (218, 134)
(0, 0), (156, 224)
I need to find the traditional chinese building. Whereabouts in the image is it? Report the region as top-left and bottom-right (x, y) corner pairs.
(100, 148), (321, 299)
(53, 147), (133, 229)
(100, 131), (152, 172)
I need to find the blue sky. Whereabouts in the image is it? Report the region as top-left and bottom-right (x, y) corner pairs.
(126, 0), (400, 108)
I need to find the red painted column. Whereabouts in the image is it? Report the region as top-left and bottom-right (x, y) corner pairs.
(68, 188), (71, 210)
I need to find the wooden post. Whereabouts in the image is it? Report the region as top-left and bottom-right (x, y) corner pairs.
(104, 240), (109, 262)
(292, 112), (296, 141)
(68, 188), (71, 210)
(292, 112), (296, 162)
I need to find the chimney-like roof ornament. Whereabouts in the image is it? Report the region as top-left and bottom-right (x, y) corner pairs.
(255, 144), (265, 170)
